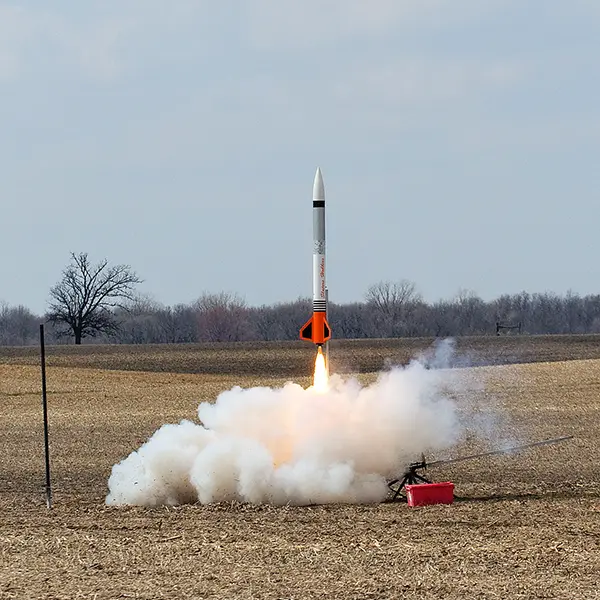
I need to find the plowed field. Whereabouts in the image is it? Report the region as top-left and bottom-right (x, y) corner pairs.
(1, 341), (599, 599)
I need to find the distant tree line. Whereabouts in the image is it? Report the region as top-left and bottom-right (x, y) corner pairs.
(4, 280), (600, 346)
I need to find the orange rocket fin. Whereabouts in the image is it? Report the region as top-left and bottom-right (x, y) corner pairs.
(299, 317), (314, 342)
(300, 314), (331, 344)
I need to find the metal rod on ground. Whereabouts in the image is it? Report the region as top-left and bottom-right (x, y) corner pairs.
(324, 287), (330, 376)
(40, 324), (52, 509)
(426, 435), (574, 468)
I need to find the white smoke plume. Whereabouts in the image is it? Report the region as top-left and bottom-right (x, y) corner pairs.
(106, 349), (467, 507)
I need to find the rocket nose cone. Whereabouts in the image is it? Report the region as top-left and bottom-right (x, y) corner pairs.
(313, 167), (325, 201)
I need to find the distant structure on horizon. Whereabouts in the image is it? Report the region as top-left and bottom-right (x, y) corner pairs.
(495, 321), (522, 335)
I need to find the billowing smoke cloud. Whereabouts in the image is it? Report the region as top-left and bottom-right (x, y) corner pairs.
(106, 344), (467, 506)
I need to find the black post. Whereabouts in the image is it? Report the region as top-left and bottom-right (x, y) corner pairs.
(40, 324), (52, 509)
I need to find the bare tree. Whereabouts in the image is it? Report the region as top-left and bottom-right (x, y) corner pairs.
(329, 302), (372, 339)
(365, 280), (421, 337)
(163, 304), (200, 343)
(194, 292), (252, 342)
(113, 293), (165, 344)
(248, 297), (313, 341)
(47, 252), (142, 344)
(452, 288), (489, 334)
(0, 302), (39, 345)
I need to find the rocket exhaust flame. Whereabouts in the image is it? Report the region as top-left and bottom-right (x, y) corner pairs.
(312, 347), (328, 393)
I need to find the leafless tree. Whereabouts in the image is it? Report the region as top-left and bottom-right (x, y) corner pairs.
(248, 298), (313, 341)
(0, 302), (39, 345)
(365, 280), (421, 337)
(452, 288), (489, 334)
(194, 292), (252, 342)
(329, 302), (372, 339)
(163, 304), (200, 343)
(113, 293), (166, 344)
(248, 305), (283, 341)
(47, 252), (142, 344)
(270, 298), (311, 340)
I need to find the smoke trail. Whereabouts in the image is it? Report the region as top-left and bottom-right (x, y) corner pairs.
(106, 348), (467, 507)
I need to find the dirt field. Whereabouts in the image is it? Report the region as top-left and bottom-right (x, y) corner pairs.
(3, 334), (600, 376)
(1, 340), (599, 599)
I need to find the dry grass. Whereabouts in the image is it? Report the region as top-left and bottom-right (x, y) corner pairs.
(1, 343), (599, 599)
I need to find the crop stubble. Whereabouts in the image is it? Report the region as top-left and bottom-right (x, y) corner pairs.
(1, 340), (599, 599)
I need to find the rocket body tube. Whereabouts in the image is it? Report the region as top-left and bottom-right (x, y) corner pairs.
(300, 168), (331, 346)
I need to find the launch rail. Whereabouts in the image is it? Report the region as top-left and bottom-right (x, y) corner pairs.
(387, 435), (574, 501)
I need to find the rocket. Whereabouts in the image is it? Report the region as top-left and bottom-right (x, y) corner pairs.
(300, 167), (331, 346)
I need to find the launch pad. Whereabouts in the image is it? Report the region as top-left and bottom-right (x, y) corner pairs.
(387, 435), (574, 502)
(387, 457), (432, 501)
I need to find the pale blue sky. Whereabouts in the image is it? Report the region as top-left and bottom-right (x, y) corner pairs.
(1, 1), (599, 314)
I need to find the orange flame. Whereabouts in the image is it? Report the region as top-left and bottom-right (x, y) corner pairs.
(312, 347), (329, 393)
